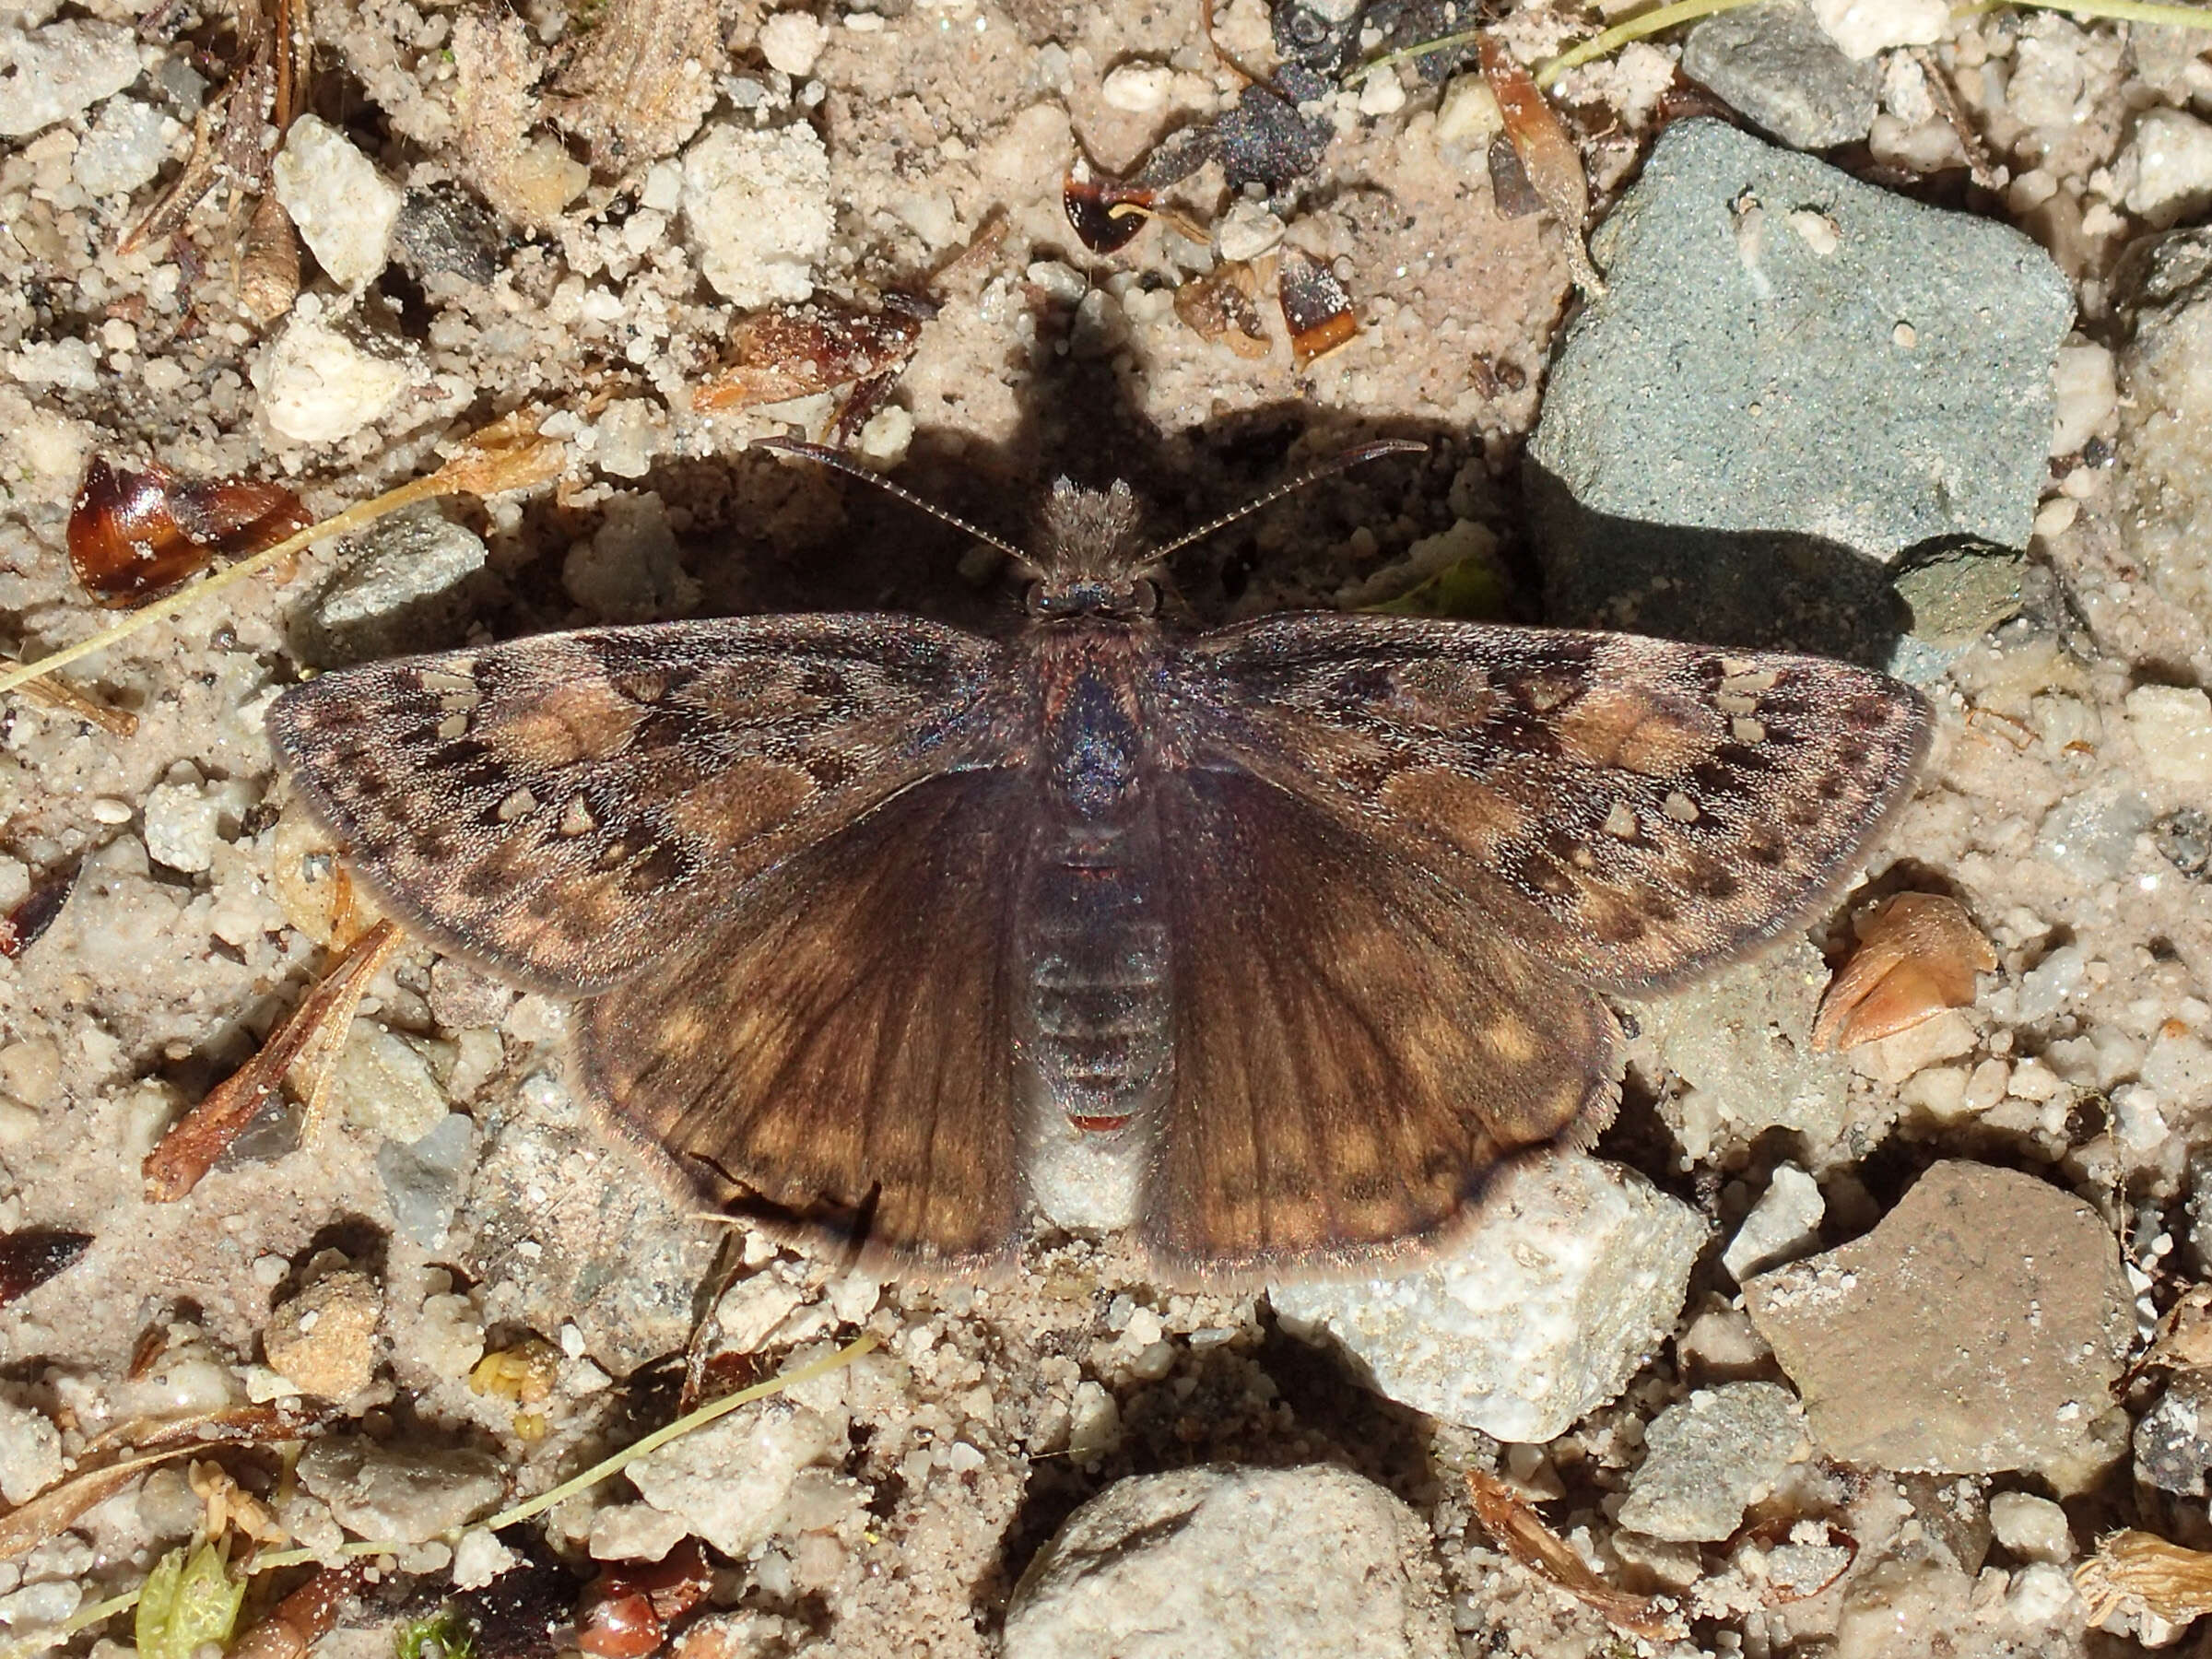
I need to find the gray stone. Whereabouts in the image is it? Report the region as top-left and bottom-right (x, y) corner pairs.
(2135, 1371), (2212, 1496)
(626, 1396), (849, 1559)
(1681, 3), (1880, 150)
(1617, 1382), (1810, 1541)
(1272, 1154), (1706, 1441)
(393, 185), (506, 286)
(1631, 937), (1851, 1165)
(1004, 1466), (1454, 1659)
(462, 1070), (722, 1374)
(302, 507), (488, 666)
(2035, 786), (2154, 884)
(1745, 1160), (2133, 1489)
(1529, 120), (2072, 659)
(295, 1434), (503, 1542)
(1893, 542), (2028, 645)
(0, 18), (143, 137)
(1723, 1163), (1826, 1282)
(376, 1112), (477, 1251)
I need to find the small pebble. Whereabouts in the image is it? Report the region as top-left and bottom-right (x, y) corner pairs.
(1101, 62), (1173, 113)
(0, 18), (144, 138)
(252, 318), (410, 444)
(1989, 1491), (2074, 1562)
(273, 114), (404, 288)
(757, 11), (828, 77)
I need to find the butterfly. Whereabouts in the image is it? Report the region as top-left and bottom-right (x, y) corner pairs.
(266, 441), (1929, 1284)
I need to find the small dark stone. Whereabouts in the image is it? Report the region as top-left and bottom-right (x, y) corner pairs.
(393, 184), (506, 287)
(2156, 807), (2212, 880)
(2136, 1371), (2212, 1496)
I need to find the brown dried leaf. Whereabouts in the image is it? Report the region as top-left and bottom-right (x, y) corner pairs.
(2077, 1530), (2212, 1626)
(70, 457), (311, 609)
(1479, 35), (1586, 228)
(0, 1230), (92, 1305)
(228, 1566), (365, 1659)
(423, 415), (571, 500)
(142, 920), (403, 1203)
(2126, 1284), (2212, 1385)
(1063, 160), (1158, 255)
(0, 864), (78, 959)
(0, 1403), (332, 1560)
(1811, 891), (1994, 1051)
(1277, 250), (1357, 369)
(1174, 261), (1272, 359)
(694, 300), (925, 414)
(16, 673), (137, 736)
(1466, 1469), (1687, 1640)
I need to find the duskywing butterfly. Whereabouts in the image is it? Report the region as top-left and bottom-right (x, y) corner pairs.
(267, 441), (1928, 1282)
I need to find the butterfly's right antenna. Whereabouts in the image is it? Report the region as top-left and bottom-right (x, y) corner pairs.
(1147, 438), (1429, 564)
(757, 437), (1030, 564)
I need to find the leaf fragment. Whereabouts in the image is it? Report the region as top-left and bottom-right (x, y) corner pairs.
(1466, 1469), (1686, 1641)
(693, 300), (926, 414)
(70, 457), (310, 609)
(0, 1230), (92, 1305)
(142, 920), (403, 1202)
(136, 1539), (248, 1659)
(1811, 892), (1994, 1051)
(1277, 251), (1358, 369)
(2077, 1529), (2212, 1627)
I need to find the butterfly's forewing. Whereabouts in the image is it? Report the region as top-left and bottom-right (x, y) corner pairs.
(267, 618), (1015, 993)
(576, 769), (1030, 1270)
(1146, 764), (1620, 1276)
(1163, 616), (1929, 995)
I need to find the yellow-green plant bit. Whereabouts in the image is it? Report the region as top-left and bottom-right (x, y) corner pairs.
(135, 1540), (248, 1659)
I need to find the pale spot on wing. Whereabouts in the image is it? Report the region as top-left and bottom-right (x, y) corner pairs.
(1384, 657), (1500, 729)
(496, 786), (538, 821)
(436, 712), (470, 740)
(1663, 790), (1700, 823)
(1556, 684), (1713, 775)
(559, 794), (596, 837)
(666, 759), (817, 847)
(1488, 1016), (1537, 1065)
(493, 681), (647, 766)
(1379, 766), (1523, 856)
(1603, 801), (1640, 839)
(1720, 665), (1782, 696)
(1732, 716), (1767, 745)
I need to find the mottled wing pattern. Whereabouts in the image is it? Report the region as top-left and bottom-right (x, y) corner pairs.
(1162, 616), (1929, 995)
(1147, 765), (1620, 1277)
(267, 617), (1015, 992)
(576, 771), (1030, 1270)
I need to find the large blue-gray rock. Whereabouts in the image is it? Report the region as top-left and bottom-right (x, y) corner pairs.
(1529, 120), (2073, 661)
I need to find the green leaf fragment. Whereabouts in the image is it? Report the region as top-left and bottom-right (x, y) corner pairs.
(135, 1540), (247, 1659)
(1364, 554), (1511, 618)
(394, 1606), (478, 1659)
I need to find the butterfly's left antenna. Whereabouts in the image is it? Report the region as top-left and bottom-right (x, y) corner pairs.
(1147, 438), (1428, 564)
(757, 437), (1029, 564)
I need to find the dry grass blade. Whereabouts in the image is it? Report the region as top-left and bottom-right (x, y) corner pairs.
(0, 1450), (198, 1561)
(14, 674), (136, 735)
(2077, 1530), (2212, 1626)
(1811, 891), (1994, 1051)
(1466, 1469), (1687, 1640)
(142, 920), (402, 1203)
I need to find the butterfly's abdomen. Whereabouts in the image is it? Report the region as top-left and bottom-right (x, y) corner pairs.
(1018, 649), (1173, 1132)
(1017, 816), (1173, 1130)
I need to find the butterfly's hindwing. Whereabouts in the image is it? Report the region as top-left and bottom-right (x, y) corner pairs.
(1145, 763), (1620, 1277)
(578, 769), (1032, 1270)
(266, 616), (1018, 992)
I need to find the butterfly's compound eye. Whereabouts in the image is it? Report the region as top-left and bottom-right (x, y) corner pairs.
(1126, 578), (1159, 616)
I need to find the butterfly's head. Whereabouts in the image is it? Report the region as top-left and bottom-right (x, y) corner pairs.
(1021, 478), (1161, 619)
